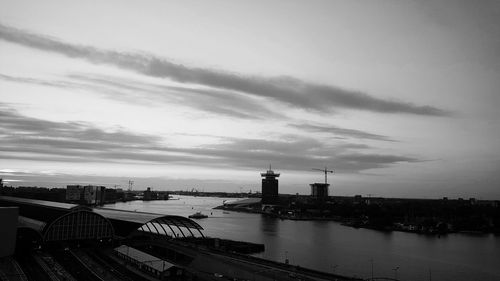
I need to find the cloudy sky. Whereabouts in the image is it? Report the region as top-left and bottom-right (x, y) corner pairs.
(1, 0), (499, 199)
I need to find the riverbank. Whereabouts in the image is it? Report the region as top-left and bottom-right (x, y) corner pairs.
(215, 203), (500, 236)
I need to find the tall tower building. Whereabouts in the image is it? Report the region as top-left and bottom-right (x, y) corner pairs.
(261, 165), (279, 204)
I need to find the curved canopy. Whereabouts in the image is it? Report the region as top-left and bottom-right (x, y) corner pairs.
(94, 208), (205, 238)
(43, 210), (114, 242)
(139, 215), (205, 239)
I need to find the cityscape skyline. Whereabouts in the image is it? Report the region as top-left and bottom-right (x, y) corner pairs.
(1, 0), (500, 199)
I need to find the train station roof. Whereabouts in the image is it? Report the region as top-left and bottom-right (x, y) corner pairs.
(0, 196), (79, 211)
(0, 195), (84, 223)
(0, 196), (205, 239)
(94, 207), (204, 238)
(18, 215), (46, 232)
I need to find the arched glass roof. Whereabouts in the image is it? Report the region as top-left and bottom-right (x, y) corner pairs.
(94, 208), (205, 238)
(43, 210), (114, 242)
(139, 215), (204, 239)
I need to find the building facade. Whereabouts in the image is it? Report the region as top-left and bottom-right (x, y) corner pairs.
(66, 185), (106, 205)
(310, 183), (329, 200)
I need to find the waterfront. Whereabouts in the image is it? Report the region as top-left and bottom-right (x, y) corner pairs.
(105, 196), (500, 281)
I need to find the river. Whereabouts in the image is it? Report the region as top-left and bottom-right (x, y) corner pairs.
(104, 196), (500, 281)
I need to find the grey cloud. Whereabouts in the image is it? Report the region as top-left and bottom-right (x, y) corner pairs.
(0, 72), (278, 120)
(196, 138), (418, 172)
(69, 73), (281, 119)
(0, 105), (163, 148)
(290, 123), (395, 142)
(0, 23), (450, 116)
(0, 106), (419, 173)
(0, 73), (72, 89)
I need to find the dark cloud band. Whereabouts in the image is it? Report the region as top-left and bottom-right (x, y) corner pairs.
(0, 106), (420, 173)
(0, 23), (450, 116)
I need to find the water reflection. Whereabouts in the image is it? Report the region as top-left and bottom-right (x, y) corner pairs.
(260, 216), (279, 236)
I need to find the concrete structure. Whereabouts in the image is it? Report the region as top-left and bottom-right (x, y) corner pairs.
(260, 166), (279, 204)
(310, 183), (329, 200)
(0, 207), (18, 257)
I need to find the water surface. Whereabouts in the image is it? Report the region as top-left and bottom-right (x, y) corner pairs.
(105, 196), (500, 281)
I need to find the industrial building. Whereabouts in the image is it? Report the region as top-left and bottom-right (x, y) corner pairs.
(261, 166), (279, 204)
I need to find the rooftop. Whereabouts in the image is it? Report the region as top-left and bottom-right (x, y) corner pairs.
(0, 196), (78, 211)
(114, 245), (175, 272)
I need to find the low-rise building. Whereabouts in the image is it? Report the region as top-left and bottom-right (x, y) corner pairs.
(114, 245), (184, 280)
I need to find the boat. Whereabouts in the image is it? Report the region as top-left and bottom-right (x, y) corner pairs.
(188, 212), (208, 219)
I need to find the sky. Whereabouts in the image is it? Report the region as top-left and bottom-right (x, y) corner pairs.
(1, 0), (499, 199)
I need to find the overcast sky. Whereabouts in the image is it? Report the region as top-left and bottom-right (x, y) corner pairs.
(1, 0), (499, 199)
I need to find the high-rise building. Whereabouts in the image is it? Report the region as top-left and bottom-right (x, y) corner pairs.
(261, 166), (279, 204)
(310, 183), (329, 200)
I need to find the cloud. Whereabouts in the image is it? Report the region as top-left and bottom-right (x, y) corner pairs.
(0, 72), (280, 120)
(68, 73), (282, 120)
(0, 23), (450, 116)
(196, 137), (418, 172)
(0, 106), (419, 173)
(290, 123), (395, 142)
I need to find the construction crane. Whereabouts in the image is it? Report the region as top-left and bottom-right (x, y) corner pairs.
(312, 167), (334, 184)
